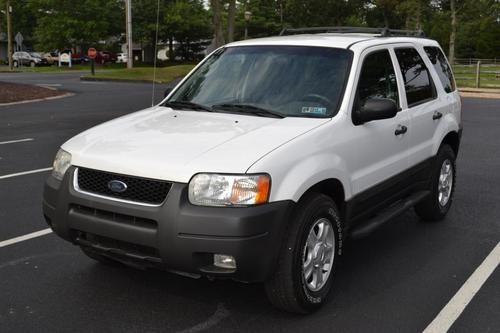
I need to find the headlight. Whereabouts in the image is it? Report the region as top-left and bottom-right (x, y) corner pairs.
(52, 149), (72, 181)
(189, 174), (270, 207)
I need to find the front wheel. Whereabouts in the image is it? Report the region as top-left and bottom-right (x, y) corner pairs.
(265, 193), (343, 313)
(415, 144), (456, 221)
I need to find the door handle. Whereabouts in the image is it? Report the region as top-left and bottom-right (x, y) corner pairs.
(433, 111), (443, 120)
(395, 125), (408, 136)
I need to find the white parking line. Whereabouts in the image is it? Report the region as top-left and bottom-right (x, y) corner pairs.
(0, 228), (53, 248)
(0, 167), (52, 180)
(423, 241), (500, 333)
(0, 138), (34, 145)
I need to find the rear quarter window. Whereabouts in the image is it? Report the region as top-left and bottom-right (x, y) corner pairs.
(424, 46), (456, 93)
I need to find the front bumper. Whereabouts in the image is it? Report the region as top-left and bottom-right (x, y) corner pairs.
(43, 167), (294, 282)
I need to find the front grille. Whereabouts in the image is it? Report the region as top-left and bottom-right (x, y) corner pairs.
(76, 167), (171, 205)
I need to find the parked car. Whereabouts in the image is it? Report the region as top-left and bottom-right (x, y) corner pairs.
(95, 51), (117, 64)
(115, 52), (128, 63)
(43, 27), (462, 314)
(29, 52), (51, 66)
(42, 52), (59, 65)
(12, 51), (43, 67)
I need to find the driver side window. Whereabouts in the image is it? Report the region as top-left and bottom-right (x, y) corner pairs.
(355, 50), (399, 111)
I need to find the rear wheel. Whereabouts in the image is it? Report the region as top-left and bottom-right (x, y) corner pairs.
(13, 60), (18, 68)
(265, 193), (343, 313)
(415, 144), (456, 221)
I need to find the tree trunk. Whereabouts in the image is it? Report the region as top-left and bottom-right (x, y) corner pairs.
(168, 36), (174, 61)
(383, 9), (390, 28)
(211, 0), (225, 48)
(415, 0), (422, 31)
(449, 0), (456, 65)
(227, 0), (236, 43)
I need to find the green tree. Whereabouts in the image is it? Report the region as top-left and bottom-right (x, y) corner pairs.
(29, 0), (122, 51)
(163, 0), (210, 60)
(285, 0), (365, 29)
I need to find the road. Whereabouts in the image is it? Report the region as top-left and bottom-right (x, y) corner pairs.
(1, 72), (499, 332)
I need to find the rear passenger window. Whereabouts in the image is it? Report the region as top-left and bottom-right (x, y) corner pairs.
(355, 50), (399, 110)
(395, 48), (436, 107)
(424, 46), (456, 93)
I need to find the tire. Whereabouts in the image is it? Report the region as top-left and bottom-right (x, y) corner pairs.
(13, 60), (18, 68)
(265, 193), (343, 314)
(415, 144), (456, 221)
(80, 246), (118, 265)
(30, 61), (36, 68)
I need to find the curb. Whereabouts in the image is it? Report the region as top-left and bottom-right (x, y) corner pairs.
(0, 92), (75, 107)
(459, 91), (500, 100)
(80, 76), (166, 84)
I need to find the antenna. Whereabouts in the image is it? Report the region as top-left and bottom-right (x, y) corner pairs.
(151, 0), (161, 106)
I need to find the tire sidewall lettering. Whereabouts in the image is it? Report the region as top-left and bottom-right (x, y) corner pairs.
(300, 203), (342, 305)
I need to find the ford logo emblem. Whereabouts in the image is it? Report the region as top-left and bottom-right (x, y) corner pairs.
(107, 180), (128, 193)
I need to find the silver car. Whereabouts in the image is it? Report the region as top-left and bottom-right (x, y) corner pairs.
(12, 51), (43, 67)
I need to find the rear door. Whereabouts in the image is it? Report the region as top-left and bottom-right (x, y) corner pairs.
(424, 45), (461, 120)
(393, 45), (447, 167)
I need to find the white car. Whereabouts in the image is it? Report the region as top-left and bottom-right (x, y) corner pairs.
(115, 53), (128, 63)
(43, 27), (462, 313)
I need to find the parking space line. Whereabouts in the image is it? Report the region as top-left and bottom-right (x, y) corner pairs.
(0, 138), (34, 145)
(0, 228), (53, 248)
(0, 167), (52, 180)
(423, 241), (500, 333)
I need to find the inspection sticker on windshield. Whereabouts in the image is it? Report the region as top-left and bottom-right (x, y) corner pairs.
(301, 106), (327, 115)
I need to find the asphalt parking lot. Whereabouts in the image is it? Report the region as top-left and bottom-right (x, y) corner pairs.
(1, 72), (499, 332)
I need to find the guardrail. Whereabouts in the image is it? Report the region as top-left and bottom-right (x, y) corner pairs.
(453, 61), (500, 88)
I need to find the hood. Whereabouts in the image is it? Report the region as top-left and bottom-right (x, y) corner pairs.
(63, 106), (328, 183)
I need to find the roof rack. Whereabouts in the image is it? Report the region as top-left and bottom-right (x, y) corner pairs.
(279, 26), (426, 38)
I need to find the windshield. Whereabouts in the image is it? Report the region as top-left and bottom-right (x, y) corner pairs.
(167, 46), (353, 118)
(30, 52), (42, 58)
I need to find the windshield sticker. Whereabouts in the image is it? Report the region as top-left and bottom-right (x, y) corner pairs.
(301, 106), (327, 115)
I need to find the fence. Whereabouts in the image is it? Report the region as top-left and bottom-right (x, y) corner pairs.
(453, 58), (500, 88)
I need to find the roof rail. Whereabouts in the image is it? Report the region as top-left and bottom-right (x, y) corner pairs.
(279, 26), (426, 38)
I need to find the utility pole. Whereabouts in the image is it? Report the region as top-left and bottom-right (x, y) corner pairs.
(125, 0), (133, 69)
(6, 0), (13, 70)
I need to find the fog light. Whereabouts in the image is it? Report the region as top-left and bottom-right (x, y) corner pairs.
(214, 254), (236, 270)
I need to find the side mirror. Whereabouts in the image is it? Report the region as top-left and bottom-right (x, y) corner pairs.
(353, 98), (398, 125)
(164, 87), (173, 98)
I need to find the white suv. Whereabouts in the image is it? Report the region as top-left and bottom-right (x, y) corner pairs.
(43, 27), (462, 313)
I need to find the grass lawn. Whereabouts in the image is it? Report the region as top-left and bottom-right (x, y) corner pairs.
(453, 64), (500, 88)
(0, 63), (122, 73)
(0, 62), (195, 84)
(83, 65), (196, 83)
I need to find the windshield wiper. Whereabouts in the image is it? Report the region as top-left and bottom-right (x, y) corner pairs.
(162, 100), (213, 112)
(211, 103), (285, 118)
